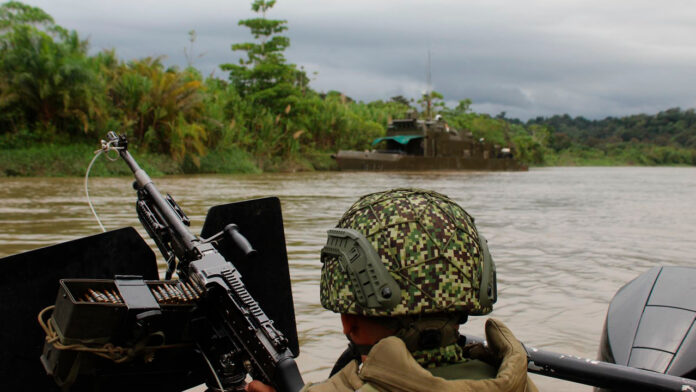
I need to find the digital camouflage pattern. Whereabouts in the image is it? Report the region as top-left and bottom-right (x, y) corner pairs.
(320, 188), (493, 316)
(411, 343), (468, 368)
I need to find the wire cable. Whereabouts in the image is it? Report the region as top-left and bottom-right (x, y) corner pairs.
(84, 138), (122, 232)
(198, 346), (225, 392)
(85, 149), (106, 232)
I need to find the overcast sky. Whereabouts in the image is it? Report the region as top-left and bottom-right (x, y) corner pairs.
(22, 0), (696, 120)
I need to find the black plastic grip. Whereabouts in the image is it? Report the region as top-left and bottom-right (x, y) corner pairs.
(224, 224), (257, 257)
(273, 357), (304, 392)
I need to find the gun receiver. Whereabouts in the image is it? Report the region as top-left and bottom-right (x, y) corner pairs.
(107, 132), (304, 392)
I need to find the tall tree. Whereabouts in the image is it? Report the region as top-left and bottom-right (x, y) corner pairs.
(220, 0), (302, 113)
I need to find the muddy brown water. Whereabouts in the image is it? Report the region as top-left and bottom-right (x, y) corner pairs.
(1, 167), (695, 390)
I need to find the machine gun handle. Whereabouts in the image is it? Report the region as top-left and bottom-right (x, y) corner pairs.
(224, 224), (257, 257)
(275, 357), (305, 392)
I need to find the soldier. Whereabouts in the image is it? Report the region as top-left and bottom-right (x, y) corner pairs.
(248, 188), (537, 392)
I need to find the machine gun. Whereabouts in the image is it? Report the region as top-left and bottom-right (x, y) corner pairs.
(111, 132), (304, 391)
(39, 132), (304, 392)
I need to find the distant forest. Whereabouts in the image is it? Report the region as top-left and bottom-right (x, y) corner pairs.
(521, 109), (696, 165)
(1, 1), (694, 176)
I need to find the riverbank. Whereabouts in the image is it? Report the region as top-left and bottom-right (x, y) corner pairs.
(1, 143), (693, 177)
(0, 143), (267, 177)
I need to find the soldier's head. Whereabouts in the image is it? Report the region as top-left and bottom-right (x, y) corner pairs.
(320, 188), (497, 353)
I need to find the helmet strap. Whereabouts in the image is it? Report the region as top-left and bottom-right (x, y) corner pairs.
(342, 314), (464, 363)
(393, 314), (462, 352)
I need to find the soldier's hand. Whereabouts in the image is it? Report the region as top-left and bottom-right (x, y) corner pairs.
(245, 380), (277, 392)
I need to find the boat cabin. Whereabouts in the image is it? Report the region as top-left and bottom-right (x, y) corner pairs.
(372, 114), (511, 160)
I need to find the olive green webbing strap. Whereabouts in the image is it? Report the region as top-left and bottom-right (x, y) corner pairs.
(347, 315), (465, 368)
(59, 352), (82, 390)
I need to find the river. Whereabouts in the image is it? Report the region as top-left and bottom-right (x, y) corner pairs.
(1, 167), (695, 390)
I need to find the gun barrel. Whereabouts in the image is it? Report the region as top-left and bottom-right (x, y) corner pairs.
(466, 336), (696, 391)
(526, 346), (696, 392)
(109, 134), (197, 253)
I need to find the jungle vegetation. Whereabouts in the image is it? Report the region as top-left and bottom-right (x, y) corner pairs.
(0, 1), (694, 176)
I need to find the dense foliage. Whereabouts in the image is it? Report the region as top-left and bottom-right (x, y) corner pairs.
(523, 109), (696, 165)
(0, 1), (694, 176)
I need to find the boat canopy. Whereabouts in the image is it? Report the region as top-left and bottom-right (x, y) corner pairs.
(371, 135), (424, 146)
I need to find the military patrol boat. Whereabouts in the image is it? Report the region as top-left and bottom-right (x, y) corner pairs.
(334, 112), (527, 171)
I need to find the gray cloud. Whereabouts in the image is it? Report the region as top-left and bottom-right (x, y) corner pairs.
(22, 0), (696, 120)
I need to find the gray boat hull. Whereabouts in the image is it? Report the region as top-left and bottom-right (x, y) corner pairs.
(335, 150), (528, 171)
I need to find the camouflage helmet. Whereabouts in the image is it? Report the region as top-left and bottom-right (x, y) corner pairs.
(320, 188), (496, 317)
